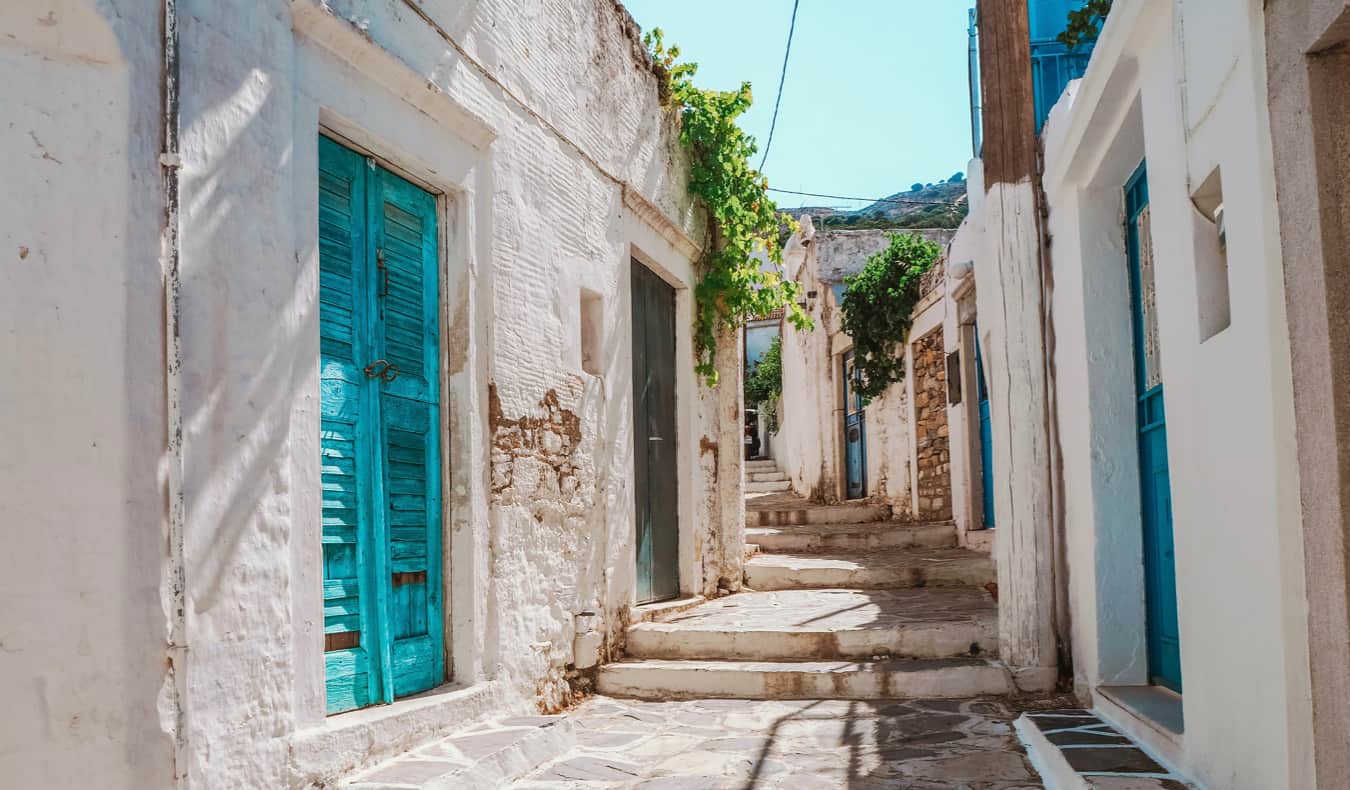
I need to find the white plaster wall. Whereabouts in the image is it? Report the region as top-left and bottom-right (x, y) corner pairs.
(0, 3), (175, 788)
(4, 0), (724, 787)
(1040, 0), (1314, 786)
(777, 223), (968, 514)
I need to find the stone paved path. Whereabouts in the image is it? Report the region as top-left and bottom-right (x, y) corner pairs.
(509, 695), (1043, 789)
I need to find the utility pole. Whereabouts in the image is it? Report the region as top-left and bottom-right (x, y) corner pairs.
(975, 0), (1062, 693)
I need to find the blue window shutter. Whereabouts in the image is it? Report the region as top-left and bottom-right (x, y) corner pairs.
(318, 135), (381, 714)
(372, 169), (444, 699)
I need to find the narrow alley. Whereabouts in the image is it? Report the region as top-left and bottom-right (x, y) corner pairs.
(6, 0), (1349, 788)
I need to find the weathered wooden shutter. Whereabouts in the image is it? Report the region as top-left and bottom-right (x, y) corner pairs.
(372, 171), (443, 699)
(319, 136), (379, 713)
(319, 137), (443, 713)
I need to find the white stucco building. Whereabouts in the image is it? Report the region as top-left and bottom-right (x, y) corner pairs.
(771, 220), (992, 547)
(969, 0), (1321, 785)
(0, 1), (744, 787)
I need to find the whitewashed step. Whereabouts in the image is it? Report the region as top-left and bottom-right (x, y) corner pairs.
(627, 588), (997, 661)
(747, 501), (890, 527)
(744, 548), (994, 591)
(749, 471), (789, 483)
(747, 522), (956, 553)
(343, 715), (574, 789)
(597, 657), (1012, 700)
(746, 480), (793, 493)
(746, 460), (779, 472)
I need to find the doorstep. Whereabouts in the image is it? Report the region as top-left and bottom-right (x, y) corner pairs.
(1093, 685), (1185, 772)
(1016, 707), (1194, 789)
(289, 681), (502, 789)
(633, 595), (706, 623)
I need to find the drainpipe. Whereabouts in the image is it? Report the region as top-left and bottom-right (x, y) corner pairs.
(160, 0), (188, 785)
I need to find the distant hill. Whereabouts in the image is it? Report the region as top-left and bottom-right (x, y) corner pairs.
(791, 176), (970, 231)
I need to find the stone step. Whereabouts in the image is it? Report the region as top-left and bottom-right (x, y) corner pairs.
(748, 471), (789, 483)
(597, 657), (1013, 700)
(343, 715), (574, 789)
(746, 501), (890, 527)
(744, 548), (995, 591)
(627, 588), (997, 661)
(746, 522), (956, 553)
(746, 460), (779, 472)
(746, 480), (793, 493)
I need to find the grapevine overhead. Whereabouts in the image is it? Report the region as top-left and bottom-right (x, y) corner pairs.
(644, 28), (812, 386)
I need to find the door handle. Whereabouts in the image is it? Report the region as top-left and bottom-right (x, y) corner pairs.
(363, 359), (399, 382)
(649, 436), (663, 441)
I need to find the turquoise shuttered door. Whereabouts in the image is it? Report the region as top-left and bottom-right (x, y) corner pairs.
(372, 172), (444, 699)
(319, 138), (380, 713)
(319, 136), (443, 714)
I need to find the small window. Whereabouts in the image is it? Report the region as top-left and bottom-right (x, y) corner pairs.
(1191, 166), (1231, 342)
(580, 288), (604, 375)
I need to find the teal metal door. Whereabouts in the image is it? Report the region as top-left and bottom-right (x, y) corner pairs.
(320, 136), (444, 714)
(631, 261), (679, 604)
(976, 334), (995, 528)
(843, 351), (866, 500)
(1125, 163), (1182, 692)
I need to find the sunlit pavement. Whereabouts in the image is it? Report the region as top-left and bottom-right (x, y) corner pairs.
(508, 695), (1043, 790)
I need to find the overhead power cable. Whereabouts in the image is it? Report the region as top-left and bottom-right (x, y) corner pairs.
(757, 0), (801, 173)
(767, 186), (966, 208)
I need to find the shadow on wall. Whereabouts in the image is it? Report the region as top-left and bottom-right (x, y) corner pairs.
(0, 1), (174, 786)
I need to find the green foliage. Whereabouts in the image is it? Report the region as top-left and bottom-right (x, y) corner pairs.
(1059, 0), (1112, 49)
(745, 335), (783, 405)
(838, 232), (941, 403)
(645, 29), (812, 386)
(910, 182), (924, 192)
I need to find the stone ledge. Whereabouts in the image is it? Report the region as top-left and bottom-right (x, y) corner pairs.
(289, 681), (502, 789)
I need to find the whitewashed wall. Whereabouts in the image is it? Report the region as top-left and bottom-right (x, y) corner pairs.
(776, 223), (974, 526)
(1034, 0), (1313, 786)
(1, 1), (733, 787)
(0, 2), (174, 787)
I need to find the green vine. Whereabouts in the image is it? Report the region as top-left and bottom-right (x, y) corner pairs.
(1058, 0), (1112, 49)
(838, 232), (941, 403)
(645, 29), (812, 386)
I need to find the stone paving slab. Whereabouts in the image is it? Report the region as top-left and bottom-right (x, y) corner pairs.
(745, 547), (995, 590)
(343, 714), (574, 788)
(627, 588), (997, 660)
(508, 695), (1043, 789)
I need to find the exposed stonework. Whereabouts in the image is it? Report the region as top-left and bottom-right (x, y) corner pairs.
(913, 327), (953, 520)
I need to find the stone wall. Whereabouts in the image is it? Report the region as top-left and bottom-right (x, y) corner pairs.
(912, 327), (952, 520)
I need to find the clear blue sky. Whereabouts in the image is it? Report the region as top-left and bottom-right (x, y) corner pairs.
(622, 0), (976, 213)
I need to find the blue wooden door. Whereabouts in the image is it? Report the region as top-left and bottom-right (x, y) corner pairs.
(843, 351), (866, 500)
(975, 333), (995, 528)
(320, 136), (444, 714)
(1125, 164), (1182, 692)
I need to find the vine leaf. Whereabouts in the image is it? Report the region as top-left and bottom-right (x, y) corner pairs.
(838, 233), (941, 404)
(644, 28), (813, 387)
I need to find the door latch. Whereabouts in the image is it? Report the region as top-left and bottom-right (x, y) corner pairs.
(363, 359), (399, 382)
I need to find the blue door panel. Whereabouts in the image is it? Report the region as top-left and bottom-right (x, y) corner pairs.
(976, 334), (995, 528)
(320, 135), (443, 714)
(843, 351), (866, 500)
(1126, 163), (1182, 693)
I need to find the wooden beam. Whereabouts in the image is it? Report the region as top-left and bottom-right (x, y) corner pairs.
(977, 0), (1037, 185)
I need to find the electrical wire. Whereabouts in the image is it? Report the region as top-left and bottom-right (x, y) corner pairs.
(767, 186), (965, 208)
(757, 0), (801, 173)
